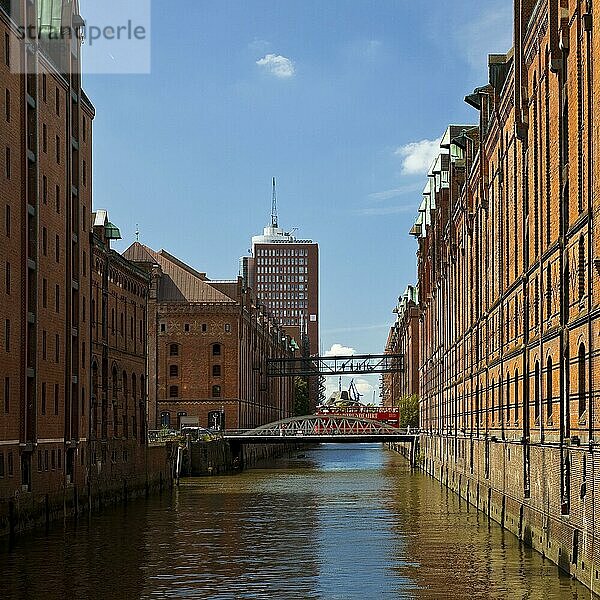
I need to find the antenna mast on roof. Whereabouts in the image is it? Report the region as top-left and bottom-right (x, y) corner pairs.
(271, 177), (278, 228)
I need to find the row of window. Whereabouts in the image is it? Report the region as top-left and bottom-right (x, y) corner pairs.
(256, 248), (308, 257)
(428, 344), (590, 428)
(168, 384), (221, 399)
(37, 448), (62, 472)
(168, 363), (222, 378)
(169, 342), (222, 356)
(259, 283), (306, 292)
(257, 258), (306, 266)
(160, 323), (231, 334)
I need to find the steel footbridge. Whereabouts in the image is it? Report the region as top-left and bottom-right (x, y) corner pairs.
(223, 414), (416, 444)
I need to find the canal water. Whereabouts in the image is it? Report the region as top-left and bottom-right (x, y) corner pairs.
(0, 444), (595, 599)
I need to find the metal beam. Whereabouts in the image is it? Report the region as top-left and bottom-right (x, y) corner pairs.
(267, 353), (404, 377)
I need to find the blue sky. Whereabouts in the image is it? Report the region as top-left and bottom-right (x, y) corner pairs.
(81, 0), (512, 400)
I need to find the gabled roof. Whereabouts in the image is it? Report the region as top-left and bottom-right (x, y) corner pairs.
(122, 242), (235, 304)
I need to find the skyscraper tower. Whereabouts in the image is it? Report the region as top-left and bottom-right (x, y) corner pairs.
(241, 180), (319, 360)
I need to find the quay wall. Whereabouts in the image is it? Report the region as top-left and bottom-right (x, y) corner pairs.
(392, 436), (600, 596)
(0, 445), (174, 538)
(185, 440), (301, 476)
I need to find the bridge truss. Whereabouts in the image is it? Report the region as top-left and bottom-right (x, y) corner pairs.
(224, 414), (416, 444)
(267, 353), (404, 377)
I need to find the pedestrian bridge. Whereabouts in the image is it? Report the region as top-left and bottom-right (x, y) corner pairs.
(223, 415), (417, 444)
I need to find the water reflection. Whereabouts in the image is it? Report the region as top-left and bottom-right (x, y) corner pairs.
(0, 444), (595, 599)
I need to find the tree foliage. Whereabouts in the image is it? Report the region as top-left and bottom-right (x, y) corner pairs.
(294, 376), (309, 416)
(393, 394), (420, 428)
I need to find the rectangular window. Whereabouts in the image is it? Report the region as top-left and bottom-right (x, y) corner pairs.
(5, 146), (10, 178)
(41, 382), (46, 414)
(42, 330), (47, 359)
(0, 452), (4, 477)
(42, 175), (47, 203)
(4, 319), (9, 352)
(55, 185), (60, 214)
(3, 377), (8, 413)
(212, 364), (221, 377)
(169, 385), (179, 398)
(5, 261), (9, 294)
(42, 278), (47, 307)
(4, 33), (9, 67)
(42, 227), (47, 256)
(5, 88), (9, 122)
(44, 449), (49, 471)
(55, 285), (60, 312)
(55, 136), (60, 164)
(55, 234), (60, 262)
(55, 87), (60, 116)
(169, 364), (178, 377)
(42, 74), (47, 102)
(51, 450), (56, 470)
(42, 124), (47, 153)
(55, 334), (59, 363)
(5, 204), (9, 236)
(38, 450), (42, 471)
(54, 384), (59, 415)
(7, 451), (13, 476)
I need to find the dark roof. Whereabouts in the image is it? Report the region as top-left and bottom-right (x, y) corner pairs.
(122, 242), (235, 304)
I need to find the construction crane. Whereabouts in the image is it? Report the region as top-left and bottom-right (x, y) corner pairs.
(348, 379), (363, 404)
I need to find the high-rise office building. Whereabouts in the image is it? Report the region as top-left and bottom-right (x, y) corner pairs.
(241, 181), (319, 358)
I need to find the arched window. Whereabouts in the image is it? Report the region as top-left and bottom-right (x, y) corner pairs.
(212, 385), (221, 398)
(546, 357), (553, 419)
(112, 365), (119, 437)
(212, 343), (221, 356)
(578, 236), (585, 300)
(514, 370), (519, 424)
(534, 361), (540, 422)
(506, 373), (511, 424)
(578, 344), (586, 417)
(122, 371), (129, 437)
(169, 343), (179, 356)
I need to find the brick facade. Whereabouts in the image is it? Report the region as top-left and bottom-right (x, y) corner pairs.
(383, 285), (420, 406)
(0, 3), (172, 534)
(124, 242), (295, 431)
(393, 1), (600, 592)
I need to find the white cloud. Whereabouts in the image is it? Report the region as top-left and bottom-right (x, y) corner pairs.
(394, 137), (442, 176)
(367, 182), (423, 202)
(324, 343), (356, 357)
(354, 204), (418, 217)
(256, 54), (295, 78)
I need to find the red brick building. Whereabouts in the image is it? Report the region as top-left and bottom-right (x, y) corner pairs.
(382, 285), (419, 406)
(90, 212), (151, 487)
(0, 3), (171, 533)
(124, 242), (295, 431)
(396, 1), (600, 591)
(0, 0), (93, 499)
